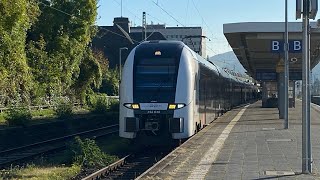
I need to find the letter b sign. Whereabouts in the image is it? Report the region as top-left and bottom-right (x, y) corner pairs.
(271, 40), (302, 53)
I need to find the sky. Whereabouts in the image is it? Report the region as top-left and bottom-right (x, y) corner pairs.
(97, 0), (319, 57)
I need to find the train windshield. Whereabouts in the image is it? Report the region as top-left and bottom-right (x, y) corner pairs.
(133, 57), (179, 103)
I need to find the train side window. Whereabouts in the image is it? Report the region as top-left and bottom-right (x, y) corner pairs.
(194, 74), (197, 90)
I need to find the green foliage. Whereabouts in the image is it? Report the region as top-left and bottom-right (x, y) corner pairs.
(99, 68), (120, 96)
(87, 94), (119, 113)
(28, 0), (99, 98)
(5, 106), (32, 126)
(0, 0), (39, 103)
(27, 36), (61, 99)
(31, 109), (55, 118)
(0, 0), (109, 109)
(92, 97), (109, 114)
(108, 99), (120, 112)
(93, 49), (109, 75)
(86, 93), (105, 107)
(0, 113), (5, 124)
(71, 137), (118, 169)
(54, 99), (73, 119)
(72, 48), (102, 102)
(0, 164), (81, 180)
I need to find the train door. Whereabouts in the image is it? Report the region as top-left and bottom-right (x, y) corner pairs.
(198, 75), (206, 132)
(194, 73), (200, 125)
(227, 79), (232, 110)
(244, 86), (248, 103)
(204, 78), (214, 125)
(222, 77), (227, 112)
(203, 78), (207, 126)
(240, 87), (243, 104)
(218, 75), (223, 115)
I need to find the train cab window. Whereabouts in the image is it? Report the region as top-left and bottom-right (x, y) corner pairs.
(133, 57), (179, 102)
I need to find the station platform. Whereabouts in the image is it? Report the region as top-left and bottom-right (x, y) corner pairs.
(137, 100), (320, 180)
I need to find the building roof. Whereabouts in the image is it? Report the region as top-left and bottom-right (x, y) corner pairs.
(92, 25), (166, 68)
(223, 22), (320, 80)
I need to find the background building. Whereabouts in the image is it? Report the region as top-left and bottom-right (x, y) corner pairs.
(131, 24), (207, 57)
(92, 17), (166, 68)
(92, 17), (207, 68)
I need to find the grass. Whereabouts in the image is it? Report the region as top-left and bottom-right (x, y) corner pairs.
(0, 108), (93, 127)
(0, 136), (134, 180)
(0, 113), (5, 124)
(31, 109), (56, 118)
(0, 164), (81, 180)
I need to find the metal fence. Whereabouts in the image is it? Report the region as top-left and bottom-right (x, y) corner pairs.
(0, 96), (119, 113)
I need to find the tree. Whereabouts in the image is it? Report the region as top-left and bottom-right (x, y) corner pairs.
(72, 48), (102, 102)
(26, 36), (62, 103)
(99, 68), (120, 96)
(0, 0), (39, 104)
(27, 0), (98, 98)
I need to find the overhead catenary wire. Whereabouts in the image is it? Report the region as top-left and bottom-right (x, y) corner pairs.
(185, 0), (190, 25)
(205, 43), (218, 56)
(191, 0), (218, 40)
(111, 0), (164, 42)
(38, 0), (223, 57)
(111, 0), (142, 21)
(37, 0), (140, 44)
(150, 0), (185, 27)
(112, 0), (167, 25)
(146, 13), (167, 25)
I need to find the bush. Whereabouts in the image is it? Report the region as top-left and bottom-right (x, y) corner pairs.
(86, 94), (119, 114)
(5, 107), (32, 126)
(70, 137), (118, 169)
(99, 68), (119, 96)
(92, 97), (109, 114)
(108, 99), (119, 112)
(55, 100), (73, 119)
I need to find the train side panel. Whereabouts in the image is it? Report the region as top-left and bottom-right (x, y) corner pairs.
(172, 48), (196, 139)
(119, 49), (136, 139)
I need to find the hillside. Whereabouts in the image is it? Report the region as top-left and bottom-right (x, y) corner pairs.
(313, 63), (320, 80)
(209, 51), (246, 74)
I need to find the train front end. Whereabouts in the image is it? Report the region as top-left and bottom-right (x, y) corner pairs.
(119, 41), (194, 144)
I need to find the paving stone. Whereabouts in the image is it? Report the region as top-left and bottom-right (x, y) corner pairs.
(137, 101), (320, 179)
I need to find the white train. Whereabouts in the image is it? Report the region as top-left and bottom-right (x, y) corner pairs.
(119, 41), (257, 145)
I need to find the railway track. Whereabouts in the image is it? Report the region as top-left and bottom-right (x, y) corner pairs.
(82, 146), (174, 180)
(0, 124), (119, 168)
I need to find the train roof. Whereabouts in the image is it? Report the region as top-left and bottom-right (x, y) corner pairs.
(140, 40), (252, 85)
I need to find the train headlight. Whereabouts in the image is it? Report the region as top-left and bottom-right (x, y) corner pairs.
(177, 104), (186, 109)
(168, 104), (176, 110)
(168, 103), (186, 110)
(123, 103), (140, 109)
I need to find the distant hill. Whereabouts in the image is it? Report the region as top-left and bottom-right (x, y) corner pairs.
(210, 51), (320, 82)
(209, 51), (246, 74)
(312, 63), (320, 81)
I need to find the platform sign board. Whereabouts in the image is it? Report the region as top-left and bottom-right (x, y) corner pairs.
(256, 71), (277, 81)
(271, 40), (302, 53)
(290, 71), (302, 80)
(256, 70), (302, 81)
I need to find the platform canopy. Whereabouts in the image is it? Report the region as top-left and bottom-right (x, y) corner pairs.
(223, 22), (320, 81)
